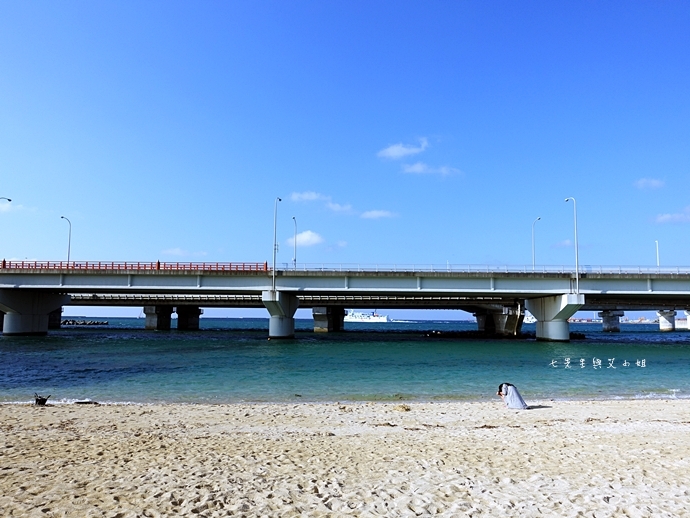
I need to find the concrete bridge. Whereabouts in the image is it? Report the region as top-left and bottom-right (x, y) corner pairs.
(2, 260), (690, 340)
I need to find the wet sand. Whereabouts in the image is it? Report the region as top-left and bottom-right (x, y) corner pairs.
(1, 399), (688, 517)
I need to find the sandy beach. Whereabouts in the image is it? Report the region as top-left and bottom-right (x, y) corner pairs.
(1, 399), (688, 517)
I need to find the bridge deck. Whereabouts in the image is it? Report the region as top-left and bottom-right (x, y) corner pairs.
(3, 262), (690, 311)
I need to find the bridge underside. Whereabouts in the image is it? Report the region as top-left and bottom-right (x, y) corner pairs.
(62, 292), (690, 339)
(5, 271), (690, 337)
(68, 293), (524, 309)
(68, 292), (690, 312)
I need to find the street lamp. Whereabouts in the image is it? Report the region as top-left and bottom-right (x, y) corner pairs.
(272, 197), (281, 290)
(292, 216), (297, 269)
(564, 197), (579, 293)
(60, 216), (72, 263)
(531, 216), (541, 270)
(655, 240), (659, 268)
(0, 197), (11, 203)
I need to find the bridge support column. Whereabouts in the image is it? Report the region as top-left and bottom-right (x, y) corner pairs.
(144, 305), (173, 330)
(262, 291), (300, 338)
(0, 290), (71, 335)
(657, 310), (676, 332)
(0, 311), (4, 332)
(598, 310), (624, 332)
(176, 306), (201, 330)
(526, 294), (585, 342)
(48, 308), (63, 329)
(312, 306), (345, 332)
(475, 305), (524, 337)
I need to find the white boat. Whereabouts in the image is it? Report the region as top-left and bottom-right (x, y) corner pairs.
(523, 311), (537, 324)
(344, 309), (390, 323)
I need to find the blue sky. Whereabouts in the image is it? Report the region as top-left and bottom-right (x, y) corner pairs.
(1, 2), (689, 318)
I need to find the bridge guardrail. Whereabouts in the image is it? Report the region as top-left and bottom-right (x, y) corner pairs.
(280, 263), (690, 275)
(0, 260), (269, 272)
(2, 260), (690, 275)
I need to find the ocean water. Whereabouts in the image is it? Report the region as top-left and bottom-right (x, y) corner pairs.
(1, 318), (688, 404)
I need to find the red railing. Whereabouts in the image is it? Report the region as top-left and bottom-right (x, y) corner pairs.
(0, 260), (269, 272)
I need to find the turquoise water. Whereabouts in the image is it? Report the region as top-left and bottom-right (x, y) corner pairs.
(1, 318), (688, 404)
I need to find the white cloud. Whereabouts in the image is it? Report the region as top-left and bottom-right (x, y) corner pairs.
(361, 210), (395, 219)
(291, 191), (328, 202)
(288, 230), (324, 247)
(377, 138), (428, 159)
(437, 166), (461, 176)
(161, 248), (207, 257)
(162, 247), (187, 256)
(655, 207), (690, 223)
(402, 162), (460, 176)
(337, 240), (347, 248)
(553, 239), (572, 248)
(326, 201), (353, 213)
(634, 178), (664, 189)
(402, 162), (431, 174)
(0, 200), (19, 213)
(291, 191), (355, 214)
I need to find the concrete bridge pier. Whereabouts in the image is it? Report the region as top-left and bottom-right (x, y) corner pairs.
(262, 291), (300, 338)
(144, 305), (173, 330)
(598, 310), (624, 332)
(475, 305), (524, 337)
(526, 294), (585, 341)
(312, 306), (345, 332)
(48, 308), (63, 329)
(657, 310), (676, 332)
(0, 290), (71, 335)
(176, 306), (202, 330)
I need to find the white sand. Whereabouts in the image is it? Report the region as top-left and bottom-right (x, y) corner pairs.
(1, 399), (689, 517)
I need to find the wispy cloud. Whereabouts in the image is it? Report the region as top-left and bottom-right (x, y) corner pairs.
(291, 191), (328, 202)
(162, 247), (187, 256)
(291, 190), (391, 219)
(0, 200), (19, 213)
(287, 230), (324, 247)
(402, 162), (460, 176)
(326, 201), (353, 213)
(656, 207), (690, 223)
(552, 239), (572, 248)
(161, 248), (207, 257)
(361, 210), (395, 219)
(377, 138), (428, 160)
(634, 178), (664, 190)
(402, 162), (430, 174)
(437, 166), (461, 176)
(292, 191), (353, 213)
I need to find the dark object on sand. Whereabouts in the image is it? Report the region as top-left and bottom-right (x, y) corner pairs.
(75, 401), (99, 405)
(34, 393), (51, 406)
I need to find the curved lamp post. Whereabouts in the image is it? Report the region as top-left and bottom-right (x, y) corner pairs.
(272, 197), (281, 290)
(60, 216), (72, 264)
(292, 216), (297, 269)
(655, 240), (659, 268)
(531, 216), (541, 270)
(564, 198), (579, 294)
(1, 198), (10, 262)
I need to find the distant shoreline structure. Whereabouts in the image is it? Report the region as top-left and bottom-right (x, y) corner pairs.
(344, 310), (390, 323)
(61, 319), (109, 326)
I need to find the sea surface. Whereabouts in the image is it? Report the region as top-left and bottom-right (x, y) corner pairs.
(1, 318), (689, 404)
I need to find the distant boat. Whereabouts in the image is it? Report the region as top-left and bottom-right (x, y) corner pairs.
(344, 309), (390, 323)
(523, 311), (537, 324)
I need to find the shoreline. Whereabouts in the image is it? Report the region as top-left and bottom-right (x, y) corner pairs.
(0, 393), (690, 407)
(2, 399), (688, 516)
(2, 392), (689, 406)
